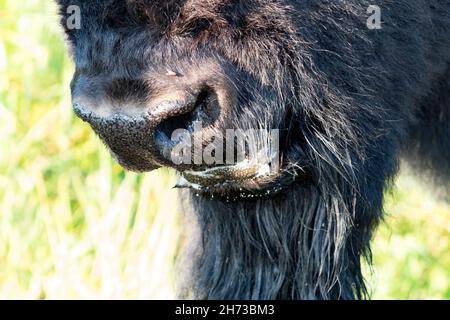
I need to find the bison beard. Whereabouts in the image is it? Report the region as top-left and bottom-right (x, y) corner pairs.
(57, 1), (450, 299)
(181, 186), (375, 299)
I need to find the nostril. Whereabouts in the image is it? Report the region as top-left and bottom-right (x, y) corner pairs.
(154, 86), (219, 143)
(155, 110), (195, 142)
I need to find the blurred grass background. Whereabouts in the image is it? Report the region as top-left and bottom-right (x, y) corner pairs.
(0, 0), (448, 299)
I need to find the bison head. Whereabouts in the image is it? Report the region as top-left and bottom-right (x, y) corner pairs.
(58, 0), (364, 201)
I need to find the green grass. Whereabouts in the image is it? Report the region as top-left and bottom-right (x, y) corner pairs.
(0, 0), (448, 299)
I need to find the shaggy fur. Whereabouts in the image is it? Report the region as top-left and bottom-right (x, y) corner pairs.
(58, 0), (450, 299)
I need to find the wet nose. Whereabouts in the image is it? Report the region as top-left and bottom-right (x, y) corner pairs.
(71, 79), (219, 167)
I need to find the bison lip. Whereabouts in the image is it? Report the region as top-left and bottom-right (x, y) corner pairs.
(174, 161), (295, 201)
(180, 161), (272, 186)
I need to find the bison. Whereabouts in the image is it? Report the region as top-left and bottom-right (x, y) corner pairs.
(57, 0), (450, 299)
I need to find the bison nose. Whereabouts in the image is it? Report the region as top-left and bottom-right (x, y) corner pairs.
(71, 86), (220, 169)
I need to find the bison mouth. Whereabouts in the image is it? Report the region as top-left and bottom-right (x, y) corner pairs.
(175, 161), (309, 202)
(177, 161), (279, 199)
(170, 141), (310, 201)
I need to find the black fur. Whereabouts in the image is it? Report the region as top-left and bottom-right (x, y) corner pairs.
(58, 0), (450, 299)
